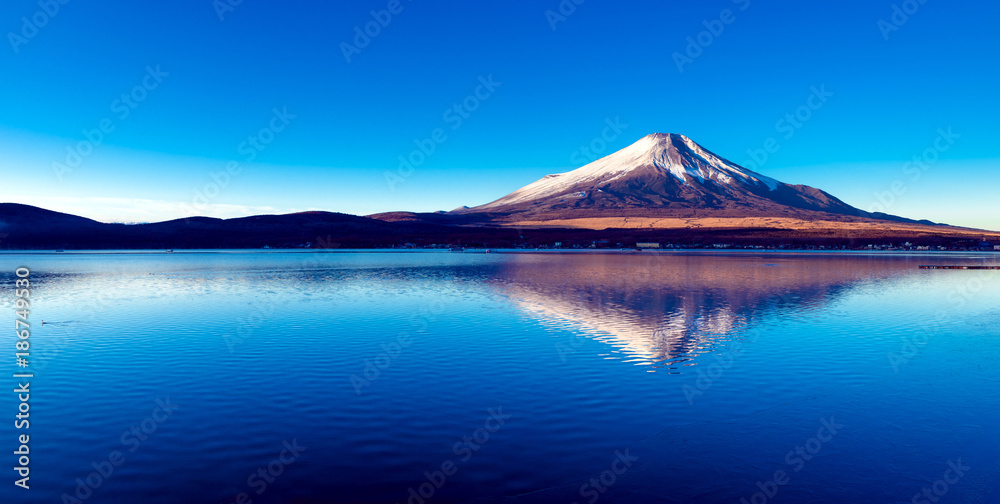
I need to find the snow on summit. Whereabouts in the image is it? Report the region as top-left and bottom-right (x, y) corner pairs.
(479, 133), (779, 209)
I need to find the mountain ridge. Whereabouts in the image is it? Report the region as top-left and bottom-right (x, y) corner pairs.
(455, 133), (915, 225)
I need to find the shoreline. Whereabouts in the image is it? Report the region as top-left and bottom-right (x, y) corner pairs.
(1, 248), (998, 256)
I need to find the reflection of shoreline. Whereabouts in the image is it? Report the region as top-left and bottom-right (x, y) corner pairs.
(494, 254), (919, 367)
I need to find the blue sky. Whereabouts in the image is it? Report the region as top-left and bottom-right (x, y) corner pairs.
(2, 0), (998, 229)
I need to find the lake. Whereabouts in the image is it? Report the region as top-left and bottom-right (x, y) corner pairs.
(2, 250), (998, 504)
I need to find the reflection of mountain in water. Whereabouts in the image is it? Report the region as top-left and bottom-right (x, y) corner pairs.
(493, 253), (916, 368)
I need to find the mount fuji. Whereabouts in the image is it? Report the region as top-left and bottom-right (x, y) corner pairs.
(454, 133), (918, 226)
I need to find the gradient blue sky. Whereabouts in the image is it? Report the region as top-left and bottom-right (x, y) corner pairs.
(2, 0), (998, 229)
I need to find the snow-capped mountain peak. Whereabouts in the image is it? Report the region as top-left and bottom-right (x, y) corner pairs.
(458, 133), (872, 221)
(478, 133), (778, 209)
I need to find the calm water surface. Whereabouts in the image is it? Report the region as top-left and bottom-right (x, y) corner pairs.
(1, 251), (998, 504)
